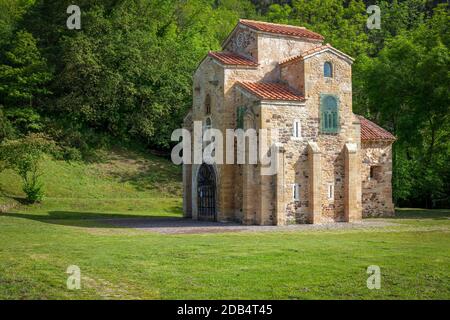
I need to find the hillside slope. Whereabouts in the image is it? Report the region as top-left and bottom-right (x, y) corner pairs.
(0, 147), (182, 218)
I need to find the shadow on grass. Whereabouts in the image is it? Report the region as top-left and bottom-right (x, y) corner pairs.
(2, 209), (243, 231)
(392, 208), (450, 220)
(2, 209), (185, 229)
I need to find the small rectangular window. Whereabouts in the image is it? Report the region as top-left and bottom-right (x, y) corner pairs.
(327, 183), (334, 201)
(293, 184), (300, 201)
(293, 119), (301, 138)
(237, 106), (245, 129)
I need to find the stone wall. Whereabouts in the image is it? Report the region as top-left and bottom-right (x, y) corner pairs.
(260, 102), (311, 224)
(361, 141), (395, 217)
(302, 51), (360, 222)
(184, 22), (373, 225)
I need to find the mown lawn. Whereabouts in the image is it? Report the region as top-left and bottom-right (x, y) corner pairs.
(0, 150), (449, 300)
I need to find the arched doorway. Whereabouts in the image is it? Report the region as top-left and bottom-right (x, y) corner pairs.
(197, 164), (216, 221)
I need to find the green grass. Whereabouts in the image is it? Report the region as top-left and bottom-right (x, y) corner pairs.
(0, 149), (449, 299)
(0, 147), (182, 217)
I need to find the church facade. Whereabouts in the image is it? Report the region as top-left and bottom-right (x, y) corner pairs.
(183, 19), (395, 225)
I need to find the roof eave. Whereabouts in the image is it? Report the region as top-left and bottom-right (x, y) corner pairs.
(362, 138), (396, 143)
(222, 20), (324, 50)
(280, 46), (355, 67)
(303, 48), (355, 63)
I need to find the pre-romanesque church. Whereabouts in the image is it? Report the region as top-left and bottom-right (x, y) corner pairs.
(183, 19), (395, 225)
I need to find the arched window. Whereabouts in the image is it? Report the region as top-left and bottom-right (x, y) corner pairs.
(324, 62), (333, 78)
(205, 94), (211, 115)
(320, 95), (339, 133)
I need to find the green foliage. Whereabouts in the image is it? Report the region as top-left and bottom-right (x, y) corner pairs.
(267, 4), (292, 24)
(361, 5), (449, 206)
(0, 0), (447, 207)
(0, 107), (15, 141)
(5, 107), (42, 133)
(0, 30), (52, 107)
(0, 133), (55, 203)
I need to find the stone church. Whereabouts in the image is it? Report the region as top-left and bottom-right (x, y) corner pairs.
(183, 19), (395, 225)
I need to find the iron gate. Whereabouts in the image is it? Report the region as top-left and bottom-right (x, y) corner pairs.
(197, 164), (216, 221)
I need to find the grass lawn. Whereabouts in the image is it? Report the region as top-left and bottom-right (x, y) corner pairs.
(0, 148), (449, 299)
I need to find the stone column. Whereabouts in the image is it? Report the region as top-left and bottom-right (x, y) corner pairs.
(191, 164), (199, 220)
(308, 142), (322, 224)
(275, 144), (286, 225)
(344, 143), (362, 222)
(257, 105), (273, 226)
(183, 164), (192, 218)
(259, 174), (271, 225)
(242, 163), (254, 225)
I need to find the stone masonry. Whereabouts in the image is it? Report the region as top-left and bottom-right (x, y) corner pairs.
(183, 20), (396, 225)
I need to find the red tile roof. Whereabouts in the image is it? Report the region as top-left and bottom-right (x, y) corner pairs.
(239, 19), (324, 41)
(237, 82), (305, 101)
(280, 44), (354, 65)
(357, 115), (396, 142)
(208, 51), (258, 67)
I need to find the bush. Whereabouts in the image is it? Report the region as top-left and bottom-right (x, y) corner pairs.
(22, 177), (44, 203)
(62, 146), (82, 162)
(0, 133), (55, 203)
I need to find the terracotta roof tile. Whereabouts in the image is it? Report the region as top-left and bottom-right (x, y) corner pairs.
(280, 44), (331, 65)
(239, 19), (324, 41)
(357, 115), (396, 142)
(237, 82), (305, 101)
(280, 44), (354, 66)
(208, 51), (258, 67)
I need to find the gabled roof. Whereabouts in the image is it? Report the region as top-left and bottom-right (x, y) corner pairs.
(237, 81), (305, 101)
(280, 44), (355, 66)
(222, 19), (324, 48)
(208, 51), (258, 67)
(357, 115), (396, 142)
(239, 19), (324, 41)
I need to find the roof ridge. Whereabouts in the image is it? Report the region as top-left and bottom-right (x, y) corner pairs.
(239, 19), (307, 30)
(238, 19), (324, 41)
(279, 44), (331, 65)
(280, 43), (355, 66)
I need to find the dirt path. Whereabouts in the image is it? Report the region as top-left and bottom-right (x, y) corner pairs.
(100, 217), (396, 234)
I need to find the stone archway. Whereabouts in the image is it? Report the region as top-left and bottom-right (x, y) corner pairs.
(197, 164), (217, 221)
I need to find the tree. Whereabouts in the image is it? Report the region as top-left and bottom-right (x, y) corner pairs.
(0, 30), (52, 108)
(361, 4), (449, 207)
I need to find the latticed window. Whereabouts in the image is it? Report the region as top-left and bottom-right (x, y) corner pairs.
(324, 62), (333, 78)
(320, 94), (339, 133)
(205, 94), (211, 115)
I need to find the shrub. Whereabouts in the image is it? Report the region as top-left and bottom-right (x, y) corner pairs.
(62, 146), (82, 162)
(0, 133), (55, 203)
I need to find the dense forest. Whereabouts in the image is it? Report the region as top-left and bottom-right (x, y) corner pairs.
(0, 0), (448, 208)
